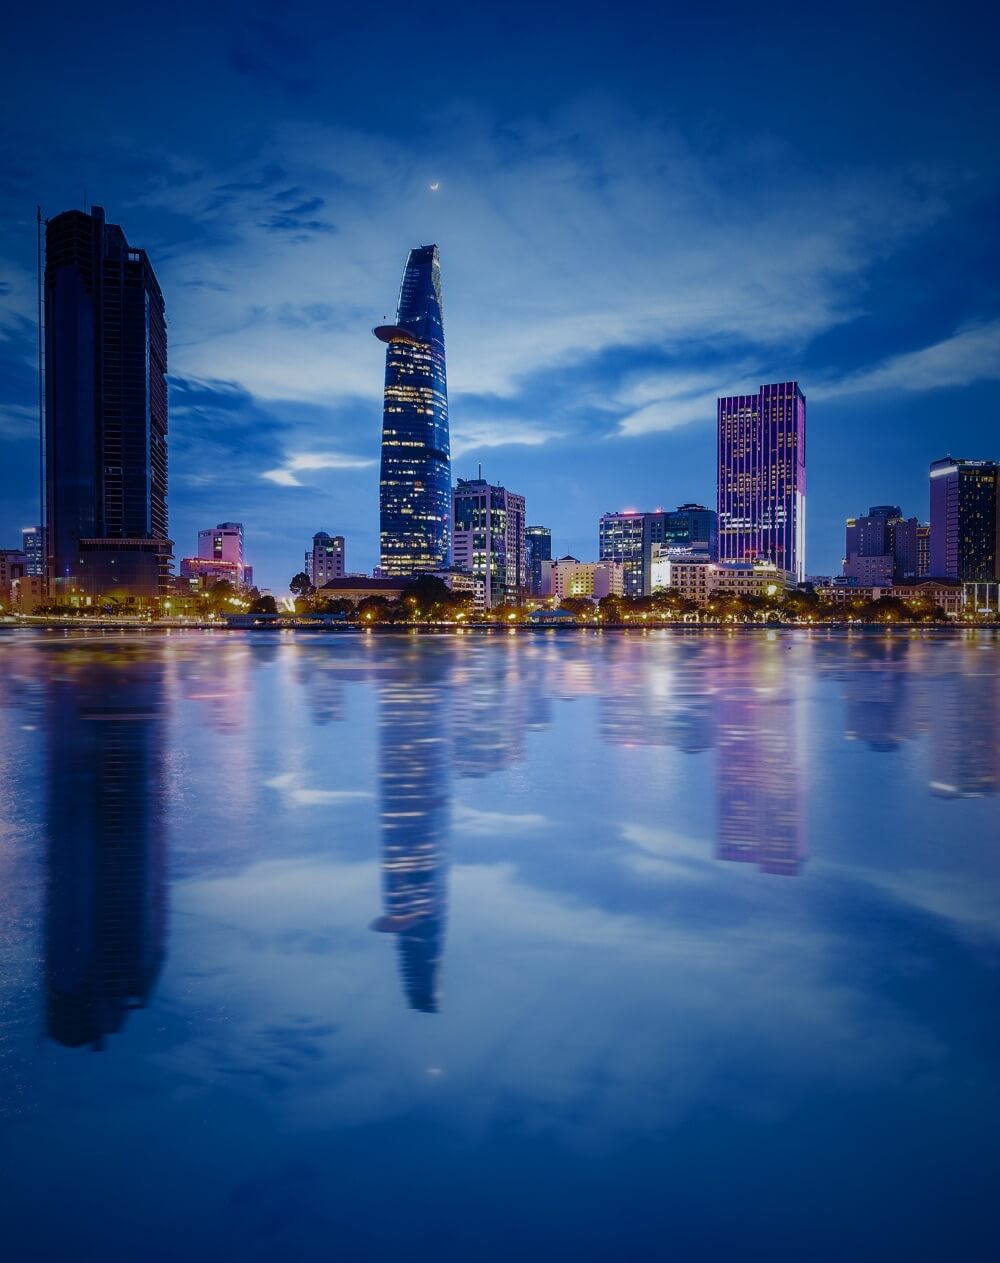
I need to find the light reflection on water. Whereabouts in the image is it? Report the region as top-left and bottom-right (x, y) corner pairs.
(0, 628), (998, 1261)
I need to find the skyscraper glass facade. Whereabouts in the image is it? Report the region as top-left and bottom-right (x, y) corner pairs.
(452, 478), (526, 608)
(525, 525), (552, 595)
(45, 207), (170, 601)
(717, 382), (806, 582)
(376, 245), (450, 577)
(929, 457), (1000, 581)
(599, 512), (646, 598)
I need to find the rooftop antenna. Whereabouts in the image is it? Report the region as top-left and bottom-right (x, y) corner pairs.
(478, 462), (482, 480)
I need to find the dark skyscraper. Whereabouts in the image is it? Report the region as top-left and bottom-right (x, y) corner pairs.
(525, 525), (552, 595)
(717, 382), (806, 582)
(375, 245), (451, 577)
(929, 457), (1000, 581)
(44, 207), (170, 602)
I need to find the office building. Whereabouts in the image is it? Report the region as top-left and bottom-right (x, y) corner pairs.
(598, 512), (646, 597)
(525, 525), (552, 595)
(22, 527), (46, 579)
(198, 522), (245, 580)
(916, 524), (930, 577)
(306, 532), (345, 587)
(600, 505), (718, 597)
(452, 477), (526, 608)
(45, 207), (170, 603)
(376, 245), (451, 576)
(843, 505), (923, 583)
(717, 382), (807, 582)
(178, 557), (242, 589)
(929, 457), (1000, 581)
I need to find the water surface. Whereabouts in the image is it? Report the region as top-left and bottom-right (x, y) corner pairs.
(1, 628), (998, 1260)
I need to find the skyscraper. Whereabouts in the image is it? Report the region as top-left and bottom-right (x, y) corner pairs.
(198, 521), (244, 573)
(22, 527), (46, 579)
(598, 511), (645, 597)
(929, 457), (1000, 581)
(717, 382), (806, 583)
(375, 245), (450, 576)
(306, 531), (345, 587)
(525, 525), (552, 595)
(452, 477), (526, 608)
(45, 207), (171, 603)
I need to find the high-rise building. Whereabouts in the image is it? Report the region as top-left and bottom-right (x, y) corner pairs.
(929, 457), (1000, 581)
(717, 382), (806, 583)
(375, 245), (450, 576)
(452, 478), (526, 608)
(306, 532), (345, 587)
(600, 505), (718, 597)
(598, 512), (645, 597)
(198, 522), (244, 572)
(843, 505), (923, 583)
(916, 524), (930, 578)
(45, 207), (171, 602)
(525, 525), (552, 595)
(22, 527), (46, 579)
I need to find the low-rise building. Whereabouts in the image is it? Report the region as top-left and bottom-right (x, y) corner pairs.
(814, 579), (963, 616)
(667, 560), (793, 607)
(179, 557), (244, 589)
(540, 556), (625, 600)
(318, 576), (408, 605)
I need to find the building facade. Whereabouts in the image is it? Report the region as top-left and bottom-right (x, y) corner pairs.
(666, 560), (793, 607)
(843, 505), (924, 583)
(929, 457), (1000, 581)
(22, 527), (46, 579)
(600, 505), (718, 598)
(598, 512), (645, 598)
(452, 478), (526, 608)
(306, 532), (345, 587)
(376, 245), (451, 577)
(540, 556), (625, 600)
(45, 207), (170, 603)
(525, 525), (552, 595)
(717, 382), (806, 582)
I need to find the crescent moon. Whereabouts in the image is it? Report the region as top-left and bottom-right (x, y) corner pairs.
(429, 181), (440, 191)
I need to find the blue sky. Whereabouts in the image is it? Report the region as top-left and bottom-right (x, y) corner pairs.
(1, 0), (998, 588)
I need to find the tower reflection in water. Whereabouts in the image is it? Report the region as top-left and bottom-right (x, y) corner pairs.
(372, 645), (451, 1013)
(45, 651), (168, 1049)
(715, 652), (806, 877)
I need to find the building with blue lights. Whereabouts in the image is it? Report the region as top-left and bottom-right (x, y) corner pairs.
(375, 245), (451, 577)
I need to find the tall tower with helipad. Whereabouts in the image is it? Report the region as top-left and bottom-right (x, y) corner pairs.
(375, 246), (451, 576)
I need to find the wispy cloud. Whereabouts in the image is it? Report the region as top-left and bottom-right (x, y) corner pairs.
(451, 418), (565, 458)
(261, 451), (376, 487)
(264, 772), (372, 807)
(813, 320), (1000, 400)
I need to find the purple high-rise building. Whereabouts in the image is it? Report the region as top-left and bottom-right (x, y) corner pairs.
(717, 382), (806, 582)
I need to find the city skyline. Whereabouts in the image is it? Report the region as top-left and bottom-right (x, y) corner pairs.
(1, 3), (999, 590)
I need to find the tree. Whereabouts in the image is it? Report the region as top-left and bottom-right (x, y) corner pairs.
(559, 596), (596, 619)
(357, 595), (390, 623)
(289, 571), (314, 599)
(249, 594), (278, 615)
(318, 597), (356, 617)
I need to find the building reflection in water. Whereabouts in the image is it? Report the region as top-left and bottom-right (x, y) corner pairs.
(45, 650), (168, 1049)
(929, 644), (1000, 798)
(372, 644), (451, 1013)
(715, 650), (806, 877)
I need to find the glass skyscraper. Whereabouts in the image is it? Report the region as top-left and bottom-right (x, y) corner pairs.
(717, 382), (806, 583)
(929, 457), (999, 581)
(45, 207), (171, 603)
(525, 525), (552, 595)
(375, 245), (451, 576)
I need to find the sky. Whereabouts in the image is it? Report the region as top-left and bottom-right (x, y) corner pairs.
(1, 0), (998, 589)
